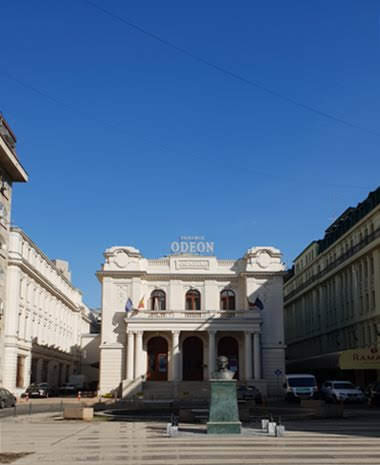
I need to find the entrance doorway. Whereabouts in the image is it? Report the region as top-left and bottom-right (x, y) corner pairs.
(218, 336), (239, 379)
(182, 336), (204, 380)
(147, 337), (168, 381)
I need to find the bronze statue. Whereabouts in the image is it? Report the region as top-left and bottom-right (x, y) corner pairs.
(212, 355), (234, 379)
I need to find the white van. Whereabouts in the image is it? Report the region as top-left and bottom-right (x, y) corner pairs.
(283, 374), (318, 400)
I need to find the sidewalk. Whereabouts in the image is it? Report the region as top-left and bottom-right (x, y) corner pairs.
(1, 410), (380, 465)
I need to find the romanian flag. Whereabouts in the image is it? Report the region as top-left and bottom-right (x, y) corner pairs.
(138, 296), (145, 309)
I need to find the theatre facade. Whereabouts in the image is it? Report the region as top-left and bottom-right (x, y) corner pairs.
(97, 245), (286, 397)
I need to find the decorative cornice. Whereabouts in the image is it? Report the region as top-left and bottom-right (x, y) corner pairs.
(8, 258), (80, 313)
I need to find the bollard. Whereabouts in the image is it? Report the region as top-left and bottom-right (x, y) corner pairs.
(268, 421), (277, 436)
(261, 419), (269, 432)
(77, 391), (81, 401)
(25, 393), (29, 402)
(276, 424), (285, 437)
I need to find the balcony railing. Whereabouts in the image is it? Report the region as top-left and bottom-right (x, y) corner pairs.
(284, 227), (380, 302)
(126, 309), (259, 320)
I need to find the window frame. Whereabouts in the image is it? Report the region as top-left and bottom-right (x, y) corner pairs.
(185, 289), (201, 310)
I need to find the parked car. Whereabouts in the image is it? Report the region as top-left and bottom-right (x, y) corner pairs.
(0, 388), (16, 408)
(237, 385), (262, 403)
(365, 382), (380, 407)
(24, 383), (52, 398)
(283, 374), (318, 401)
(321, 380), (366, 403)
(59, 383), (78, 396)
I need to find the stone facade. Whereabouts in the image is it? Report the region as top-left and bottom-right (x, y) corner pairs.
(3, 227), (91, 395)
(97, 245), (286, 397)
(0, 116), (28, 384)
(284, 187), (380, 386)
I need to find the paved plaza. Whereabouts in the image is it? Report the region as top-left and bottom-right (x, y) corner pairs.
(1, 409), (380, 465)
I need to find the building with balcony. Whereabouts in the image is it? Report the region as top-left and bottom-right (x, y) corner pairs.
(284, 187), (380, 387)
(3, 227), (92, 395)
(0, 115), (28, 384)
(97, 245), (286, 398)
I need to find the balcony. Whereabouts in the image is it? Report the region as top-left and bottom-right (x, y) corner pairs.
(285, 227), (380, 302)
(126, 309), (260, 320)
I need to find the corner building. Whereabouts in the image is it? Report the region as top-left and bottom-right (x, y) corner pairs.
(97, 246), (286, 398)
(0, 116), (28, 385)
(284, 187), (380, 386)
(3, 228), (91, 395)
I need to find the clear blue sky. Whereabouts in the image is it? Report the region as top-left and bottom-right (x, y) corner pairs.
(1, 0), (380, 308)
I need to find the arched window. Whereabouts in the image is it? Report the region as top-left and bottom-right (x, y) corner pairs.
(151, 290), (166, 311)
(186, 289), (201, 310)
(220, 289), (236, 310)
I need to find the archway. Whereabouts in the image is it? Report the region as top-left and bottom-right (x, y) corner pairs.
(147, 337), (168, 381)
(182, 336), (204, 380)
(218, 336), (239, 379)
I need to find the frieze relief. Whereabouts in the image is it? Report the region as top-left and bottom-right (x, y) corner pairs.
(175, 260), (210, 270)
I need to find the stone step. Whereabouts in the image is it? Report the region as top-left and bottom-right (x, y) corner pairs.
(142, 381), (211, 400)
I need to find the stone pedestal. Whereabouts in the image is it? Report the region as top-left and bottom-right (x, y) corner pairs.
(207, 380), (241, 434)
(63, 407), (94, 421)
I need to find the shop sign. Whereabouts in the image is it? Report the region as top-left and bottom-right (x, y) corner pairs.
(339, 346), (380, 370)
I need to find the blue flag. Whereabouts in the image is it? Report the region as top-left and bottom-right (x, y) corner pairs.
(125, 298), (133, 312)
(253, 297), (264, 310)
(248, 296), (264, 310)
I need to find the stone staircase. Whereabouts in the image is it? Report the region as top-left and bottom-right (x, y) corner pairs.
(142, 381), (210, 400)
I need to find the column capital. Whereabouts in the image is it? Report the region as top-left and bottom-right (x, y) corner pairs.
(208, 329), (217, 335)
(244, 330), (253, 336)
(136, 330), (143, 337)
(171, 330), (180, 336)
(127, 330), (135, 335)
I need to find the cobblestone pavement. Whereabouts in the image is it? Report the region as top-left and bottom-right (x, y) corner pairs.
(2, 410), (380, 464)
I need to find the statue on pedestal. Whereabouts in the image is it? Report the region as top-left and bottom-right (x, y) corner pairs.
(207, 355), (241, 434)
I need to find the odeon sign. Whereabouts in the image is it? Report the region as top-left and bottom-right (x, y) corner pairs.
(170, 236), (214, 255)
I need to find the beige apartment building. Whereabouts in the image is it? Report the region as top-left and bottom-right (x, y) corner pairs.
(284, 187), (380, 386)
(4, 228), (92, 395)
(0, 116), (28, 384)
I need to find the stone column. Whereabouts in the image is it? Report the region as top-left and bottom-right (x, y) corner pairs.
(135, 330), (144, 379)
(36, 358), (43, 383)
(253, 332), (261, 380)
(244, 331), (252, 380)
(171, 330), (180, 381)
(127, 331), (135, 380)
(208, 330), (216, 379)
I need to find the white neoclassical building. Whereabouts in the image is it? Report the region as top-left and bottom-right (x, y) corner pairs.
(3, 228), (91, 395)
(0, 116), (28, 384)
(98, 245), (286, 398)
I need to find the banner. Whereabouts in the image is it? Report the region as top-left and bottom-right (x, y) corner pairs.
(339, 346), (380, 370)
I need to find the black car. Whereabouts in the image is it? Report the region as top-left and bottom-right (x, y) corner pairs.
(59, 383), (78, 396)
(366, 382), (380, 407)
(0, 388), (16, 408)
(237, 385), (262, 404)
(25, 383), (52, 398)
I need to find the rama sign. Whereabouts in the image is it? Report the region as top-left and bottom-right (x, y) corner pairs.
(170, 236), (214, 255)
(339, 346), (380, 370)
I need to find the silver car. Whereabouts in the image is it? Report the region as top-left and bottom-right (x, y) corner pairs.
(321, 380), (366, 403)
